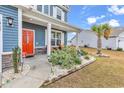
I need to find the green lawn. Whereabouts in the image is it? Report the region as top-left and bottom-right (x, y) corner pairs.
(44, 48), (124, 88)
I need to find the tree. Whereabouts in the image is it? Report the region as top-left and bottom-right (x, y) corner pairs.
(91, 24), (112, 55)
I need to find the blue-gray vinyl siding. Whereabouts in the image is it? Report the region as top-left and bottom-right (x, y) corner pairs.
(0, 5), (18, 52)
(23, 22), (46, 47)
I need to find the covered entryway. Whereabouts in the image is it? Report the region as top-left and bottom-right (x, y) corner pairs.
(20, 6), (81, 56)
(22, 28), (35, 57)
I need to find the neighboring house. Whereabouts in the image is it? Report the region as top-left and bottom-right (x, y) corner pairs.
(0, 5), (81, 70)
(70, 28), (124, 50)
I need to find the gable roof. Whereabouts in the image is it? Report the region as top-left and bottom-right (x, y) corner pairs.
(69, 27), (124, 42)
(84, 27), (124, 37)
(110, 27), (124, 37)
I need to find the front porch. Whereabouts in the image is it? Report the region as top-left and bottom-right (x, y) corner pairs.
(21, 6), (81, 56)
(3, 49), (95, 88)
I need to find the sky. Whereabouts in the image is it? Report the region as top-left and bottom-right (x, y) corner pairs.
(67, 5), (124, 41)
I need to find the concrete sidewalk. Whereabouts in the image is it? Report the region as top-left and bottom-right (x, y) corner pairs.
(3, 55), (51, 88)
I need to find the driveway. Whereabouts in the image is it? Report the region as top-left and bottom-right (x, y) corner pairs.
(3, 55), (51, 88)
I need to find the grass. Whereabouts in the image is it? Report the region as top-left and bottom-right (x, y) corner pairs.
(44, 48), (124, 88)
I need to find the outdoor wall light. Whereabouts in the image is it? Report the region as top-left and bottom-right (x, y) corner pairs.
(6, 16), (14, 27)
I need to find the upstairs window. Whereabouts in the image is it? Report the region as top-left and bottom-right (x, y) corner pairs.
(37, 5), (42, 12)
(44, 5), (49, 15)
(57, 8), (62, 20)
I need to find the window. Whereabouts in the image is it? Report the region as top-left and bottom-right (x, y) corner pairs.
(44, 5), (49, 15)
(37, 5), (42, 12)
(57, 8), (62, 20)
(51, 32), (56, 46)
(51, 32), (61, 46)
(57, 33), (61, 45)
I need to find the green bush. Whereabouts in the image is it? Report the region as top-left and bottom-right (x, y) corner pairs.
(116, 48), (123, 51)
(74, 57), (81, 64)
(49, 46), (81, 69)
(80, 49), (88, 56)
(84, 55), (90, 60)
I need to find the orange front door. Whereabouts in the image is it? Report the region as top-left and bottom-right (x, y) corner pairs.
(22, 29), (34, 57)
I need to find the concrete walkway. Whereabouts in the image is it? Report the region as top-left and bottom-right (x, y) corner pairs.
(3, 55), (51, 88)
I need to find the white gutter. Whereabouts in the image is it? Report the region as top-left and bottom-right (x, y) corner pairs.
(57, 5), (70, 12)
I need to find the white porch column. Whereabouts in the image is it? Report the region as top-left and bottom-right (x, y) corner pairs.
(18, 8), (22, 50)
(47, 23), (51, 56)
(0, 14), (3, 87)
(76, 32), (79, 49)
(18, 8), (22, 61)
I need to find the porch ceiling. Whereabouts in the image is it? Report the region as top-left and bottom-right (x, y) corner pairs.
(20, 6), (81, 32)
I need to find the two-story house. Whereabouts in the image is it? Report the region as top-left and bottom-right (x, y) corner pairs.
(0, 5), (81, 70)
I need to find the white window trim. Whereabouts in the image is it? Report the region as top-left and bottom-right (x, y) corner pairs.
(42, 5), (50, 16)
(36, 5), (65, 21)
(53, 6), (57, 18)
(56, 7), (65, 21)
(51, 30), (64, 47)
(56, 7), (62, 20)
(62, 10), (65, 21)
(61, 32), (64, 45)
(35, 46), (46, 49)
(33, 5), (37, 10)
(0, 14), (3, 80)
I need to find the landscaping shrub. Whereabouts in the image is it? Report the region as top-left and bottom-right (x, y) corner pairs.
(74, 57), (81, 64)
(116, 48), (123, 51)
(49, 46), (82, 69)
(80, 49), (88, 56)
(12, 46), (21, 73)
(84, 55), (90, 60)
